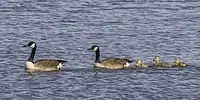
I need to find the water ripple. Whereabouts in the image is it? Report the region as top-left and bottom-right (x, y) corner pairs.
(0, 0), (200, 99)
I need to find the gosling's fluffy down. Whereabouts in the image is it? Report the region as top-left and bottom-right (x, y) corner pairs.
(172, 59), (188, 67)
(153, 56), (171, 67)
(135, 59), (148, 68)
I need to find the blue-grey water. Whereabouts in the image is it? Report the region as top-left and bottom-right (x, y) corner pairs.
(0, 0), (200, 99)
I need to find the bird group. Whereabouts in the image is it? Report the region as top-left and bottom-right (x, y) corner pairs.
(23, 41), (188, 72)
(136, 56), (187, 68)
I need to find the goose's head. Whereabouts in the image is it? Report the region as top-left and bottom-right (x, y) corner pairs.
(88, 45), (99, 52)
(23, 41), (36, 49)
(153, 56), (159, 64)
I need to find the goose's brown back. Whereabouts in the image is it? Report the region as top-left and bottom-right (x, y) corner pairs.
(33, 59), (66, 71)
(97, 58), (132, 69)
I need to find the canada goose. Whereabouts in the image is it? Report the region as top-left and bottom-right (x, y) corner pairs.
(135, 59), (148, 68)
(88, 45), (132, 69)
(172, 59), (188, 67)
(23, 41), (67, 71)
(153, 56), (171, 67)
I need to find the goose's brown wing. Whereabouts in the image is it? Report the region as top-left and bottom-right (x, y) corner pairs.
(100, 58), (132, 69)
(34, 59), (67, 71)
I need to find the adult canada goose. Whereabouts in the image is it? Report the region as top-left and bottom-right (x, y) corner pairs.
(172, 59), (188, 67)
(135, 59), (148, 68)
(23, 41), (67, 71)
(153, 56), (171, 67)
(88, 45), (133, 69)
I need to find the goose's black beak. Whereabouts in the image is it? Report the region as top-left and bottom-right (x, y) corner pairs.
(23, 44), (28, 47)
(87, 48), (92, 50)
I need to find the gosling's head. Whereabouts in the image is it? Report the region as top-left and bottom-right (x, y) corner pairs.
(136, 59), (142, 64)
(88, 45), (99, 52)
(153, 56), (159, 64)
(174, 59), (180, 65)
(23, 41), (36, 49)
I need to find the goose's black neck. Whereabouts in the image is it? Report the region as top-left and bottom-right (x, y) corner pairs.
(95, 49), (100, 63)
(27, 46), (36, 62)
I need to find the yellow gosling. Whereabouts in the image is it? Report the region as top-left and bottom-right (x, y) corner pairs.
(135, 59), (148, 68)
(172, 59), (188, 67)
(153, 56), (171, 67)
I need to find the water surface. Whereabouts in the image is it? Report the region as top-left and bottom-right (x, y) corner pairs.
(0, 0), (200, 99)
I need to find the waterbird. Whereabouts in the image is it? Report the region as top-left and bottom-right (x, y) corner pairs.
(23, 41), (67, 71)
(88, 45), (132, 69)
(172, 59), (188, 67)
(153, 56), (171, 67)
(135, 59), (148, 68)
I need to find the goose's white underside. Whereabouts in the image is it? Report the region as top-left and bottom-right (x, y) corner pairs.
(26, 61), (35, 70)
(94, 63), (105, 68)
(26, 61), (62, 71)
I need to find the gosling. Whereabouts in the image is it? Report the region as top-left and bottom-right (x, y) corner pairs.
(172, 59), (188, 67)
(153, 56), (171, 67)
(135, 59), (148, 68)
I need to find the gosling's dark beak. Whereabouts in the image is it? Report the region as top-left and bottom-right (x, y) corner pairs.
(23, 44), (28, 47)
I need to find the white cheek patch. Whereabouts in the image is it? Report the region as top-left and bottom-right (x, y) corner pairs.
(30, 43), (35, 48)
(57, 63), (62, 69)
(93, 47), (98, 51)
